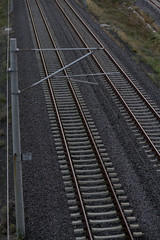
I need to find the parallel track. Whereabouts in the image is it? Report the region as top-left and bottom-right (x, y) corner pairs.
(150, 0), (160, 9)
(25, 0), (143, 239)
(54, 0), (160, 170)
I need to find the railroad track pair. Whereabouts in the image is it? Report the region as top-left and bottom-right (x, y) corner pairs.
(23, 0), (160, 238)
(56, 0), (160, 170)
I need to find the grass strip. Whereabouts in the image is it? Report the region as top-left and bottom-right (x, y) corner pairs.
(86, 0), (160, 86)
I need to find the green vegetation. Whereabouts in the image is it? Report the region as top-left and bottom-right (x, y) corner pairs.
(86, 0), (160, 86)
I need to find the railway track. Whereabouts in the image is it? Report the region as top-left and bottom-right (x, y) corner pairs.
(52, 0), (160, 171)
(149, 0), (160, 9)
(25, 0), (144, 239)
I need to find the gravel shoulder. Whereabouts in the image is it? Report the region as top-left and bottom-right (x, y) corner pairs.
(13, 0), (75, 239)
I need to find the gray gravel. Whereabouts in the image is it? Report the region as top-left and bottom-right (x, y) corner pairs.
(13, 0), (160, 239)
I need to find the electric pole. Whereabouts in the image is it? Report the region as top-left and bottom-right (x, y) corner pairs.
(10, 38), (25, 238)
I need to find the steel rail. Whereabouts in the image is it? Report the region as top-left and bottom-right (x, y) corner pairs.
(64, 0), (160, 122)
(150, 0), (160, 9)
(55, 0), (160, 160)
(37, 0), (136, 239)
(26, 0), (93, 239)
